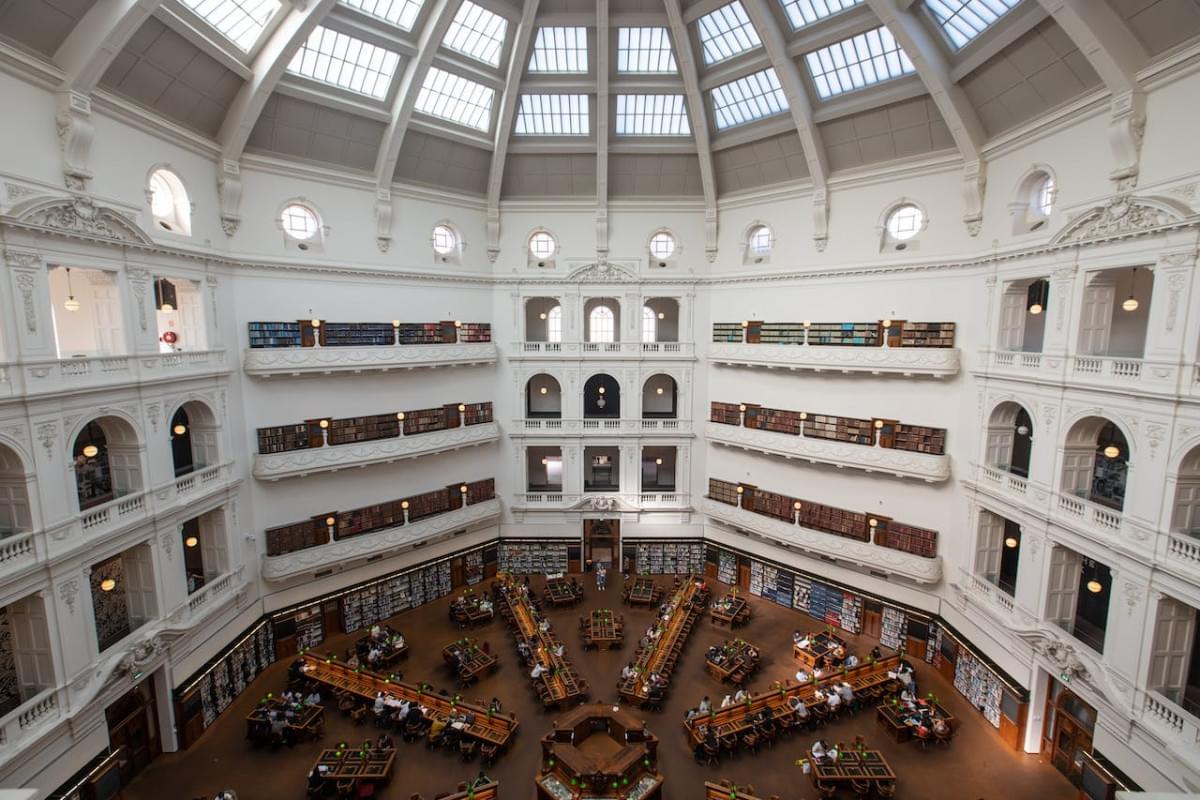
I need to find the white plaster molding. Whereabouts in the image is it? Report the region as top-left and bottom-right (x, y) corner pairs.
(1, 350), (229, 401)
(10, 194), (151, 244)
(708, 342), (960, 378)
(242, 342), (497, 377)
(1050, 194), (1190, 246)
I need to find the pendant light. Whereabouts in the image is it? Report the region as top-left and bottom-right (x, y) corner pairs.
(1122, 268), (1139, 312)
(185, 536), (199, 548)
(1086, 579), (1103, 594)
(99, 577), (116, 592)
(63, 268), (81, 312)
(173, 423), (187, 436)
(1004, 537), (1019, 549)
(1028, 280), (1045, 315)
(1103, 444), (1120, 459)
(82, 444), (99, 458)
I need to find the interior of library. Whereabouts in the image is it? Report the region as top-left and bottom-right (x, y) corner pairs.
(2, 1), (1200, 799)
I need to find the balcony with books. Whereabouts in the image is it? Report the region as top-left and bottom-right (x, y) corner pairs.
(709, 320), (959, 378)
(242, 319), (495, 377)
(253, 402), (498, 481)
(706, 402), (949, 483)
(0, 350), (229, 399)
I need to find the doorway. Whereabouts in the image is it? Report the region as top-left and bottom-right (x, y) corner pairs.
(584, 519), (619, 570)
(1042, 677), (1096, 786)
(105, 677), (162, 785)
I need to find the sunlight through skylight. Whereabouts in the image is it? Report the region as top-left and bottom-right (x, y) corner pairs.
(696, 1), (762, 65)
(179, 0), (280, 51)
(442, 1), (508, 66)
(514, 95), (590, 135)
(780, 0), (861, 30)
(617, 27), (677, 73)
(415, 67), (497, 131)
(710, 68), (787, 129)
(804, 26), (914, 99)
(287, 26), (400, 100)
(927, 0), (1021, 49)
(339, 0), (425, 31)
(529, 27), (588, 72)
(616, 95), (690, 136)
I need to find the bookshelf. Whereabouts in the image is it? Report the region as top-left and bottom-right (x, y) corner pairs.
(634, 541), (705, 574)
(900, 322), (956, 348)
(322, 322), (395, 347)
(748, 489), (793, 522)
(805, 581), (863, 633)
(876, 522), (938, 558)
(403, 406), (450, 435)
(327, 414), (400, 446)
(711, 400), (947, 456)
(403, 487), (451, 523)
(177, 619), (274, 740)
(710, 402), (742, 426)
(749, 406), (803, 435)
(465, 550), (484, 585)
(891, 424), (946, 455)
(462, 478), (496, 504)
(461, 402), (494, 426)
(256, 424), (313, 454)
(806, 413), (875, 445)
(748, 560), (794, 606)
(791, 573), (811, 613)
(716, 549), (737, 584)
(498, 541), (569, 574)
(759, 322), (806, 345)
(265, 519), (328, 557)
(294, 607), (324, 651)
(953, 649), (1003, 728)
(248, 322), (303, 348)
(707, 478), (741, 506)
(802, 502), (870, 542)
(879, 606), (907, 650)
(712, 323), (744, 343)
(459, 323), (492, 343)
(397, 322), (449, 345)
(807, 322), (880, 347)
(256, 401), (493, 454)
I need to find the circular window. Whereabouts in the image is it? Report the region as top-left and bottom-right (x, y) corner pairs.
(432, 224), (457, 254)
(885, 204), (923, 241)
(649, 231), (676, 259)
(529, 230), (556, 259)
(1033, 174), (1054, 217)
(281, 204), (319, 241)
(748, 224), (772, 255)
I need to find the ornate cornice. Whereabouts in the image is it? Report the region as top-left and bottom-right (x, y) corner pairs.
(9, 195), (153, 245)
(708, 342), (960, 378)
(242, 343), (497, 377)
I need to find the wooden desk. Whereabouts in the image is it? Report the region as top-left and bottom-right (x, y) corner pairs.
(583, 609), (623, 650)
(709, 595), (750, 627)
(300, 654), (518, 749)
(704, 782), (765, 800)
(793, 631), (845, 669)
(494, 576), (586, 708)
(537, 704), (661, 800)
(543, 577), (578, 607)
(443, 639), (498, 687)
(683, 656), (901, 746)
(245, 700), (324, 743)
(618, 576), (706, 705)
(876, 701), (955, 743)
(356, 626), (408, 670)
(624, 577), (658, 606)
(451, 595), (495, 627)
(704, 640), (761, 684)
(311, 747), (395, 782)
(440, 781), (499, 800)
(810, 749), (895, 792)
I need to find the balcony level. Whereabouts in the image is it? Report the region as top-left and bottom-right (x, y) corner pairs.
(511, 341), (695, 360)
(243, 341), (497, 377)
(709, 342), (959, 377)
(979, 350), (1195, 400)
(512, 418), (692, 436)
(0, 350), (229, 400)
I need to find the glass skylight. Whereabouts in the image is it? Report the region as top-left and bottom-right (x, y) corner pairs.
(927, 0), (1021, 49)
(339, 0), (424, 31)
(514, 95), (589, 135)
(529, 27), (588, 73)
(287, 27), (400, 100)
(615, 95), (690, 136)
(617, 27), (677, 73)
(804, 26), (914, 99)
(179, 0), (280, 51)
(442, 1), (508, 66)
(415, 67), (496, 131)
(710, 68), (787, 130)
(696, 2), (762, 65)
(780, 0), (861, 30)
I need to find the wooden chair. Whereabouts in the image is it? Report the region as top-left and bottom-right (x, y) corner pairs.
(350, 705), (369, 725)
(336, 780), (356, 798)
(877, 780), (897, 798)
(741, 731), (759, 755)
(480, 742), (498, 765)
(459, 739), (478, 761)
(850, 778), (871, 798)
(816, 782), (837, 799)
(702, 741), (721, 767)
(935, 725), (954, 748)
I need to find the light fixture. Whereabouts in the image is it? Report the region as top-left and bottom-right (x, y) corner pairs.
(1086, 579), (1103, 594)
(542, 457), (549, 465)
(799, 412), (808, 421)
(868, 518), (878, 528)
(874, 420), (884, 429)
(173, 423), (187, 436)
(319, 419), (330, 429)
(802, 320), (811, 328)
(161, 303), (174, 312)
(401, 501), (410, 510)
(63, 268), (81, 312)
(656, 387), (664, 395)
(540, 387), (548, 395)
(598, 387), (605, 394)
(540, 312), (547, 320)
(1122, 268), (1139, 312)
(1016, 425), (1030, 436)
(99, 577), (116, 592)
(458, 403), (466, 412)
(82, 444), (99, 459)
(738, 404), (747, 412)
(793, 501), (802, 511)
(1004, 537), (1018, 549)
(311, 318), (321, 328)
(1028, 302), (1043, 315)
(655, 458), (662, 465)
(185, 535), (199, 548)
(741, 321), (749, 328)
(392, 320), (400, 327)
(882, 318), (893, 328)
(1103, 444), (1120, 459)
(396, 412), (405, 421)
(735, 486), (744, 495)
(460, 485), (468, 494)
(454, 320), (463, 328)
(657, 312), (665, 320)
(325, 516), (336, 527)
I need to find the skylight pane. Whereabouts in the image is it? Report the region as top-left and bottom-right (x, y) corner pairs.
(617, 27), (677, 73)
(615, 95), (690, 136)
(443, 1), (508, 66)
(514, 94), (589, 135)
(804, 26), (914, 99)
(339, 0), (424, 30)
(710, 68), (787, 129)
(926, 0), (1021, 49)
(287, 26), (400, 100)
(696, 1), (762, 65)
(779, 0), (861, 30)
(179, 0), (280, 50)
(529, 27), (588, 72)
(415, 67), (496, 131)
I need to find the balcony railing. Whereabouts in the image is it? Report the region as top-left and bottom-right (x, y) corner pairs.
(512, 418), (692, 436)
(985, 350), (1185, 396)
(964, 570), (1015, 614)
(706, 421), (949, 483)
(1056, 492), (1122, 532)
(512, 341), (695, 359)
(1, 350), (228, 398)
(1166, 532), (1200, 573)
(710, 341), (959, 377)
(512, 492), (690, 510)
(243, 342), (496, 377)
(0, 686), (59, 749)
(977, 464), (1029, 495)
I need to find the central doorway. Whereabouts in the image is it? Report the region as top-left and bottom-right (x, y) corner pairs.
(584, 519), (619, 570)
(1041, 677), (1096, 786)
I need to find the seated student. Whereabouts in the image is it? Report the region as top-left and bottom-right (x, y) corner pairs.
(870, 645), (883, 660)
(698, 695), (711, 714)
(552, 643), (566, 658)
(899, 688), (917, 709)
(517, 641), (531, 663)
(733, 688), (749, 704)
(621, 664), (635, 681)
(531, 662), (548, 679)
(373, 693), (386, 715)
(811, 739), (829, 764)
(306, 690), (322, 706)
(838, 682), (855, 705)
(720, 694), (733, 709)
(375, 733), (393, 751)
(825, 689), (842, 711)
(932, 716), (950, 737)
(346, 653), (360, 669)
(539, 618), (551, 633)
(795, 668), (811, 683)
(792, 630), (807, 646)
(488, 697), (502, 713)
(405, 704), (425, 727)
(787, 695), (809, 720)
(844, 653), (859, 669)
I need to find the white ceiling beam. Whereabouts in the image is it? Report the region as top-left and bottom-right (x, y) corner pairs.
(783, 5), (889, 59)
(709, 113), (796, 150)
(742, 0), (831, 251)
(949, 2), (1048, 82)
(320, 7), (421, 57)
(273, 79), (394, 122)
(470, 0), (522, 24)
(683, 0), (732, 25)
(664, 0), (719, 261)
(154, 4), (256, 77)
(485, 0), (541, 260)
(596, 0), (610, 258)
(811, 75), (926, 122)
(433, 50), (508, 89)
(697, 51), (772, 90)
(1034, 0), (1148, 189)
(863, 0), (988, 235)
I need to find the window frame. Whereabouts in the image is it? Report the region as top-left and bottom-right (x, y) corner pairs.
(589, 305), (616, 344)
(147, 166), (192, 237)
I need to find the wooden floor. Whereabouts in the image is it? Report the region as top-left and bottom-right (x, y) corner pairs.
(124, 572), (1078, 800)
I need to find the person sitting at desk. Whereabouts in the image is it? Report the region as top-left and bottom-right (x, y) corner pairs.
(899, 688), (916, 709)
(837, 682), (855, 706)
(517, 641), (531, 663)
(530, 662), (548, 679)
(373, 693), (386, 716)
(370, 624), (382, 638)
(479, 598), (493, 613)
(539, 619), (551, 633)
(621, 664), (635, 681)
(698, 695), (711, 714)
(720, 694), (733, 708)
(832, 644), (847, 664)
(488, 697), (502, 713)
(793, 630), (808, 647)
(368, 646), (382, 664)
(405, 704), (424, 727)
(795, 668), (811, 683)
(824, 689), (842, 712)
(787, 695), (809, 720)
(931, 716), (949, 737)
(870, 645), (882, 660)
(845, 653), (859, 669)
(811, 739), (830, 764)
(288, 658), (306, 682)
(346, 653), (360, 669)
(552, 643), (566, 658)
(733, 688), (749, 704)
(306, 690), (322, 706)
(375, 733), (393, 751)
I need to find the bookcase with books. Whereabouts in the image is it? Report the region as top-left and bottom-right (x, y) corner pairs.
(335, 499), (405, 540)
(791, 573), (812, 613)
(321, 322), (395, 347)
(634, 541), (705, 574)
(465, 550), (484, 584)
(890, 424), (946, 455)
(248, 322), (303, 348)
(900, 322), (956, 348)
(879, 606), (908, 650)
(402, 406), (450, 435)
(759, 322), (806, 345)
(806, 581), (863, 633)
(405, 487), (451, 523)
(748, 489), (794, 522)
(954, 649), (1003, 728)
(712, 323), (744, 343)
(749, 560), (794, 606)
(499, 541), (569, 574)
(461, 402), (494, 426)
(710, 402), (742, 426)
(747, 406), (803, 435)
(707, 478), (741, 506)
(327, 414), (401, 446)
(265, 520), (327, 557)
(462, 478), (496, 503)
(805, 414), (875, 445)
(716, 549), (737, 585)
(803, 502), (870, 542)
(257, 424), (313, 454)
(397, 322), (451, 345)
(875, 522), (938, 558)
(459, 323), (492, 342)
(807, 322), (880, 347)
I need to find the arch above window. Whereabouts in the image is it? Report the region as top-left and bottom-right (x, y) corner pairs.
(147, 167), (191, 236)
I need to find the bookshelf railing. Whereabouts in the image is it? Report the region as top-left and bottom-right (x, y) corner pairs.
(257, 402), (493, 454)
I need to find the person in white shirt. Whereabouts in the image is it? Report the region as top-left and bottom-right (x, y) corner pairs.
(733, 688), (749, 704)
(788, 695), (809, 720)
(531, 663), (547, 679)
(720, 694), (733, 708)
(795, 669), (810, 683)
(698, 696), (711, 714)
(539, 619), (551, 633)
(553, 644), (565, 658)
(373, 693), (386, 714)
(826, 690), (842, 711)
(621, 664), (634, 680)
(306, 691), (321, 706)
(838, 682), (855, 705)
(811, 740), (828, 763)
(828, 745), (840, 762)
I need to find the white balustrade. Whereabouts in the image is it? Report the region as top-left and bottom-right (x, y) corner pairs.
(994, 352), (1015, 367)
(1019, 353), (1042, 369)
(1072, 355), (1144, 381)
(1144, 694), (1185, 734)
(0, 532), (36, 573)
(1167, 532), (1200, 568)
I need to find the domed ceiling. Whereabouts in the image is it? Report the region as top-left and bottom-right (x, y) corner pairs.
(0, 0), (1197, 207)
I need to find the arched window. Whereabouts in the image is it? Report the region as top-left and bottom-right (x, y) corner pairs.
(432, 224), (457, 254)
(547, 306), (562, 343)
(885, 204), (923, 240)
(589, 306), (614, 343)
(642, 306), (657, 343)
(280, 203), (320, 241)
(148, 168), (191, 235)
(529, 230), (556, 258)
(1033, 174), (1055, 218)
(748, 224), (772, 255)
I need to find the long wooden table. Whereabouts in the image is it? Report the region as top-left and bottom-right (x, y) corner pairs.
(709, 594), (750, 627)
(583, 609), (623, 650)
(440, 780), (499, 800)
(245, 699), (324, 743)
(543, 577), (578, 607)
(876, 700), (956, 743)
(683, 655), (901, 745)
(494, 575), (585, 708)
(299, 653), (518, 749)
(442, 638), (498, 687)
(811, 749), (895, 792)
(705, 782), (765, 800)
(624, 577), (658, 606)
(451, 595), (495, 627)
(704, 640), (761, 684)
(356, 625), (408, 670)
(793, 631), (845, 669)
(618, 576), (706, 704)
(311, 747), (395, 782)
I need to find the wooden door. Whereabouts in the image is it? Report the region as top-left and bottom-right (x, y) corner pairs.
(884, 320), (904, 348)
(176, 282), (205, 350)
(1060, 448), (1095, 499)
(91, 282), (124, 355)
(1077, 285), (1113, 355)
(1171, 480), (1200, 535)
(1050, 707), (1092, 784)
(451, 556), (466, 588)
(1045, 548), (1081, 629)
(998, 290), (1026, 350)
(737, 559), (751, 590)
(1148, 598), (1196, 701)
(862, 609), (882, 639)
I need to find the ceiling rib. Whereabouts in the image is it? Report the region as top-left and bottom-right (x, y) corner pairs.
(486, 0), (541, 261)
(741, 0), (831, 251)
(1033, 0), (1149, 189)
(864, 0), (988, 236)
(664, 0), (719, 262)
